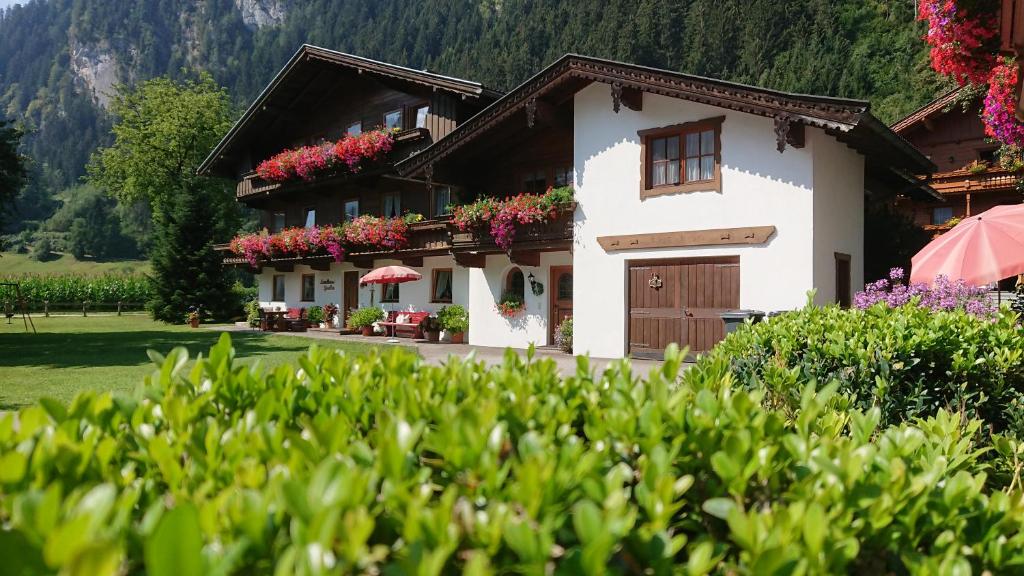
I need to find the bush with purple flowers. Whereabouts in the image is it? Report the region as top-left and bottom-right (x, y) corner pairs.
(854, 267), (995, 317)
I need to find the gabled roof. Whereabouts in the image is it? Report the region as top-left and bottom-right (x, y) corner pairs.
(891, 88), (965, 134)
(198, 44), (500, 177)
(397, 54), (936, 177)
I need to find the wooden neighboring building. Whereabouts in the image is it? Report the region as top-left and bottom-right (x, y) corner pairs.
(891, 89), (1022, 235)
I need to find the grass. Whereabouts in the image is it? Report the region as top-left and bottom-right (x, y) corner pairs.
(0, 314), (393, 410)
(0, 252), (150, 275)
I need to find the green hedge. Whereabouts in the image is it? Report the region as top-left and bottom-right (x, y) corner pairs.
(705, 302), (1024, 437)
(2, 336), (1023, 574)
(0, 273), (152, 305)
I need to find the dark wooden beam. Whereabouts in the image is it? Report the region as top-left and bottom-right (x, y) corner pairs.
(525, 97), (558, 128)
(453, 252), (486, 268)
(598, 226), (776, 251)
(401, 256), (424, 267)
(349, 257), (374, 269)
(310, 261), (332, 271)
(621, 86), (643, 111)
(270, 263), (294, 272)
(509, 250), (540, 267)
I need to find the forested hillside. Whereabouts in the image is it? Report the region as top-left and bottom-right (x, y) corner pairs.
(0, 0), (947, 239)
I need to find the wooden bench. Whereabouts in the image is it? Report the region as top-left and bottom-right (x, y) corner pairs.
(378, 311), (430, 339)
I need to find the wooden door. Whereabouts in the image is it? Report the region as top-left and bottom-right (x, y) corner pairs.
(343, 271), (360, 327)
(628, 257), (739, 359)
(549, 266), (573, 342)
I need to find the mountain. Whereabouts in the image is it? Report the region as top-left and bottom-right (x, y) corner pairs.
(0, 0), (947, 231)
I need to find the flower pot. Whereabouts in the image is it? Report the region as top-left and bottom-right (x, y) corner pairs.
(450, 331), (464, 344)
(189, 318), (200, 328)
(360, 326), (373, 336)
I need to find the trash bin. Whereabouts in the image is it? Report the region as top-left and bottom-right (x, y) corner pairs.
(720, 310), (765, 335)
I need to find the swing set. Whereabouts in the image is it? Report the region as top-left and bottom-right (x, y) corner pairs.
(1, 282), (36, 334)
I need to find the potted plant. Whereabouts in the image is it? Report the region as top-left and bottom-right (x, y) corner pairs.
(495, 290), (525, 318)
(437, 305), (469, 344)
(420, 315), (441, 342)
(347, 306), (385, 336)
(306, 305), (324, 329)
(554, 316), (573, 353)
(323, 303), (339, 329)
(187, 306), (200, 328)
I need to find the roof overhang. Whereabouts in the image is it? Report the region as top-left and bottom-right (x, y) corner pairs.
(397, 54), (936, 177)
(197, 44), (499, 177)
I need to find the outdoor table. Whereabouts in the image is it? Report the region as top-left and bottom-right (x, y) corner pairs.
(263, 310), (287, 331)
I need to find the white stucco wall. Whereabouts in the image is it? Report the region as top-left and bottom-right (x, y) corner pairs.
(810, 128), (865, 304)
(467, 251), (572, 348)
(571, 84), (839, 359)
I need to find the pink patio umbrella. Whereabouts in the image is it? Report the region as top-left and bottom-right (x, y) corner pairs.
(910, 204), (1024, 287)
(359, 265), (422, 306)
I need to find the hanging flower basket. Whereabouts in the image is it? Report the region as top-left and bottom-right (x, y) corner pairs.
(495, 292), (526, 319)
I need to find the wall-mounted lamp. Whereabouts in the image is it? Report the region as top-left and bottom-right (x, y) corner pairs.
(527, 272), (544, 296)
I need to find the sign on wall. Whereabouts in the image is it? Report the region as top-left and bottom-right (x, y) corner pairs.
(320, 278), (336, 292)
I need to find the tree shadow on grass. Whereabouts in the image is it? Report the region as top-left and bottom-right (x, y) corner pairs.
(0, 330), (337, 370)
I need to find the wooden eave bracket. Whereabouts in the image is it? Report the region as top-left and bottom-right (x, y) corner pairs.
(774, 115), (805, 152)
(611, 82), (643, 113)
(401, 256), (424, 268)
(597, 225), (776, 252)
(509, 250), (540, 267)
(453, 252), (486, 268)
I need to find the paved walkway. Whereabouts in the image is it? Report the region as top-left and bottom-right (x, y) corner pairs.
(212, 324), (664, 376)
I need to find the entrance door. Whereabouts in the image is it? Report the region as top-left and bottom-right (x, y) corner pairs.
(549, 266), (573, 342)
(343, 271), (360, 327)
(627, 257), (739, 359)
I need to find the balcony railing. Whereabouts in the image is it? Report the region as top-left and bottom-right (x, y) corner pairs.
(236, 172), (281, 198)
(930, 167), (1020, 196)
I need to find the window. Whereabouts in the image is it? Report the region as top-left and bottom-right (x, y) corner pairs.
(346, 121), (362, 136)
(384, 109), (402, 130)
(344, 199), (359, 221)
(554, 166), (573, 188)
(979, 148), (998, 163)
(304, 207), (316, 228)
(522, 170), (547, 194)
(301, 274), (315, 302)
(382, 193), (401, 218)
(505, 267), (525, 300)
(415, 105), (429, 129)
(932, 206), (954, 225)
(433, 186), (451, 217)
(271, 212), (286, 233)
(638, 116), (723, 198)
(835, 253), (851, 309)
(381, 283), (400, 303)
(431, 269), (453, 302)
(557, 272), (573, 300)
(272, 275), (285, 301)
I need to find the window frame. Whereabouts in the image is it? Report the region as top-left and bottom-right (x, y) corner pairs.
(383, 109), (403, 131)
(638, 116), (724, 199)
(431, 268), (453, 303)
(344, 199), (359, 221)
(300, 274), (316, 302)
(271, 211), (286, 233)
(303, 207), (316, 228)
(380, 283), (400, 303)
(432, 185), (452, 218)
(932, 206), (954, 225)
(415, 104), (430, 129)
(272, 274), (286, 301)
(346, 121), (362, 136)
(505, 267), (525, 300)
(382, 192), (401, 218)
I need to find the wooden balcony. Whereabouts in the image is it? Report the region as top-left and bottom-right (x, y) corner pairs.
(236, 172), (281, 198)
(449, 205), (575, 251)
(929, 167), (1020, 196)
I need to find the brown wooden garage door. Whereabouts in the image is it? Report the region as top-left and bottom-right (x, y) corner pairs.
(628, 257), (740, 359)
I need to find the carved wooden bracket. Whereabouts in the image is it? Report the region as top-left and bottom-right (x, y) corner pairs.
(270, 263), (294, 273)
(509, 250), (540, 267)
(401, 256), (424, 268)
(774, 115), (805, 153)
(611, 82), (623, 113)
(453, 252), (486, 268)
(310, 261), (332, 271)
(526, 97), (537, 128)
(424, 163), (434, 191)
(611, 82), (642, 113)
(349, 257), (374, 270)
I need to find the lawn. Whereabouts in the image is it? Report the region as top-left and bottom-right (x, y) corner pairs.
(0, 251), (150, 275)
(0, 314), (390, 410)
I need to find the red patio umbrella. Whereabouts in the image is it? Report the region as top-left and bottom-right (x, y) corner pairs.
(911, 204), (1024, 286)
(359, 265), (422, 285)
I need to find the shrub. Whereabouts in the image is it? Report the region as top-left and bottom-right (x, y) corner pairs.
(245, 298), (260, 327)
(347, 306), (384, 328)
(306, 305), (324, 324)
(705, 300), (1024, 437)
(555, 316), (573, 353)
(2, 336), (1024, 574)
(29, 237), (55, 261)
(437, 304), (469, 333)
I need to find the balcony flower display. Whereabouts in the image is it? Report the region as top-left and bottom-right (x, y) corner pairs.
(919, 0), (998, 85)
(228, 218), (408, 266)
(255, 129), (395, 183)
(983, 60), (1024, 147)
(452, 185), (574, 251)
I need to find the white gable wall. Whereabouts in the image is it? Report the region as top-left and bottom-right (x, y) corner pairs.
(810, 128), (865, 304)
(571, 84), (830, 358)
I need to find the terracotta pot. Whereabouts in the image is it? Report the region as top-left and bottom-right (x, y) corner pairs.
(189, 318), (200, 328)
(450, 332), (464, 344)
(360, 326), (373, 336)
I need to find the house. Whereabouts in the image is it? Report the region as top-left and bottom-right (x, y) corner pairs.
(200, 45), (933, 360)
(891, 88), (1022, 237)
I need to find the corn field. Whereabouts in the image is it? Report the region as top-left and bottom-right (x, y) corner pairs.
(0, 273), (152, 307)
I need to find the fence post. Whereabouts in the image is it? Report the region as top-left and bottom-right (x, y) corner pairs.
(44, 300), (49, 317)
(117, 301), (122, 316)
(83, 300), (88, 317)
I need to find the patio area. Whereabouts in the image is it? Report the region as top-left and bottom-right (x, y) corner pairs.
(214, 323), (665, 375)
